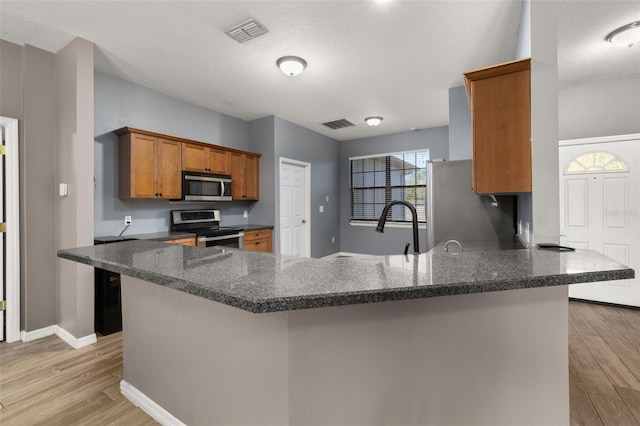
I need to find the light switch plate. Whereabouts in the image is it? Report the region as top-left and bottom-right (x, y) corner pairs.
(319, 205), (324, 213)
(59, 183), (68, 197)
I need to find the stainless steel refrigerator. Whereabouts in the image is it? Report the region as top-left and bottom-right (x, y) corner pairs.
(426, 160), (515, 250)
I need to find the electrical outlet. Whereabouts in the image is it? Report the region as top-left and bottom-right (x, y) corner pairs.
(243, 211), (248, 218)
(332, 237), (335, 243)
(518, 220), (523, 235)
(319, 205), (324, 213)
(326, 195), (330, 202)
(524, 222), (530, 243)
(124, 216), (132, 225)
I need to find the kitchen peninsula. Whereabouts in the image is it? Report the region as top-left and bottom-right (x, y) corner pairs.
(58, 241), (633, 425)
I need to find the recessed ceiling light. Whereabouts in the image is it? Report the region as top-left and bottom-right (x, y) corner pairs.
(365, 117), (383, 127)
(276, 56), (307, 76)
(606, 21), (640, 48)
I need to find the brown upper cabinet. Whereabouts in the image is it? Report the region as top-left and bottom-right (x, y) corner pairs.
(463, 58), (532, 194)
(116, 127), (260, 200)
(230, 152), (260, 200)
(117, 129), (182, 199)
(182, 142), (230, 174)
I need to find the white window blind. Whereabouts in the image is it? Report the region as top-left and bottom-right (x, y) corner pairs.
(350, 150), (429, 224)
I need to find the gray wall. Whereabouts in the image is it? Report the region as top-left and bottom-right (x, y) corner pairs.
(559, 73), (640, 141)
(273, 117), (340, 258)
(448, 86), (472, 161)
(55, 38), (95, 338)
(529, 0), (559, 246)
(248, 116), (276, 226)
(339, 127), (449, 255)
(94, 72), (253, 236)
(0, 40), (57, 332)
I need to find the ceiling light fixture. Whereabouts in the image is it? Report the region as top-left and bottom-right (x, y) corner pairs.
(276, 56), (307, 76)
(365, 116), (383, 127)
(606, 21), (640, 48)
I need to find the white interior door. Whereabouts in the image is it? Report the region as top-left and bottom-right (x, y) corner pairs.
(280, 159), (310, 257)
(559, 136), (640, 307)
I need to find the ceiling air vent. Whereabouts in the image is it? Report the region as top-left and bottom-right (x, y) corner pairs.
(322, 118), (356, 130)
(226, 19), (268, 43)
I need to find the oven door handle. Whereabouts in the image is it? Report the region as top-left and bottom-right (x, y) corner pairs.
(198, 232), (244, 242)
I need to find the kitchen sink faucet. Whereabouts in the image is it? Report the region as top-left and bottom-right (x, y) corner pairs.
(375, 200), (420, 255)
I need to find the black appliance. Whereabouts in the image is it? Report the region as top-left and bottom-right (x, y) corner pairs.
(170, 209), (244, 249)
(181, 171), (232, 202)
(93, 237), (133, 335)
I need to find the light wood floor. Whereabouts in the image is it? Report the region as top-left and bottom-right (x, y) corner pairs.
(0, 331), (157, 425)
(569, 300), (640, 425)
(1, 301), (639, 425)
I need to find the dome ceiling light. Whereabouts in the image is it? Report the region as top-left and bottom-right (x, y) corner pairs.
(277, 56), (307, 76)
(606, 21), (640, 48)
(365, 116), (384, 127)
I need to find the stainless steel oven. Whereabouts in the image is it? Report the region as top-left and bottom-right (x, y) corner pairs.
(197, 230), (244, 249)
(170, 209), (244, 249)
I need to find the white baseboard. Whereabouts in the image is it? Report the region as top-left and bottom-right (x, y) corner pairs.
(21, 325), (58, 342)
(322, 251), (375, 258)
(121, 380), (186, 426)
(55, 326), (97, 349)
(20, 325), (97, 349)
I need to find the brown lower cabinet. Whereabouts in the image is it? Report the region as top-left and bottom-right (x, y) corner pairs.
(164, 237), (196, 246)
(244, 229), (272, 253)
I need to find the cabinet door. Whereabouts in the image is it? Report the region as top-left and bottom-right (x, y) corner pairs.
(471, 69), (531, 193)
(156, 138), (182, 199)
(129, 133), (157, 198)
(244, 155), (260, 200)
(208, 147), (231, 174)
(182, 143), (207, 172)
(230, 152), (246, 200)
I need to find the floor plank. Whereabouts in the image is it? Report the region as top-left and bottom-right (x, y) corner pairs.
(570, 300), (640, 426)
(0, 332), (156, 425)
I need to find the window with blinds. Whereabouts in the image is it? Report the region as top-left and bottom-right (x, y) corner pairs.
(350, 150), (429, 224)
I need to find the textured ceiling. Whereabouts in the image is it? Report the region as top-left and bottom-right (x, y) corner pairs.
(1, 1), (638, 141)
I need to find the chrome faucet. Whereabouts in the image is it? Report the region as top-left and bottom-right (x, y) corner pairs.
(375, 200), (420, 254)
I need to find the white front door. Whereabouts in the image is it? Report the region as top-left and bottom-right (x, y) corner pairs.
(280, 159), (310, 257)
(559, 136), (640, 307)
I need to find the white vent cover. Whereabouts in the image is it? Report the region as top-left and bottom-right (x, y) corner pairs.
(226, 19), (268, 43)
(322, 118), (357, 130)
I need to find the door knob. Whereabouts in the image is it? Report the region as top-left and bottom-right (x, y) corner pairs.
(301, 219), (307, 224)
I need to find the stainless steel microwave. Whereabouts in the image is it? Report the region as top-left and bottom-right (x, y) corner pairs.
(182, 172), (232, 201)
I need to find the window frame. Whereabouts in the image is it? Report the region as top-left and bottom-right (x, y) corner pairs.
(349, 149), (429, 226)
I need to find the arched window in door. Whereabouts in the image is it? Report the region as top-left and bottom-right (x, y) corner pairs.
(564, 151), (629, 174)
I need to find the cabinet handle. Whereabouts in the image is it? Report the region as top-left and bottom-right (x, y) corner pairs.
(155, 193), (159, 197)
(159, 193), (163, 197)
(242, 195), (247, 199)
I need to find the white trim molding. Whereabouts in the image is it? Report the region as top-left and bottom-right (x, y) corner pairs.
(121, 380), (186, 426)
(20, 325), (97, 349)
(21, 325), (58, 342)
(1, 116), (20, 343)
(559, 133), (640, 147)
(55, 326), (97, 349)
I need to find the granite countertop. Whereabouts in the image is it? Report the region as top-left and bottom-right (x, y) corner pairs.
(58, 240), (634, 314)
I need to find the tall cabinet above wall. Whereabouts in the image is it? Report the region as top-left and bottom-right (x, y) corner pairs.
(463, 58), (532, 194)
(115, 127), (261, 200)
